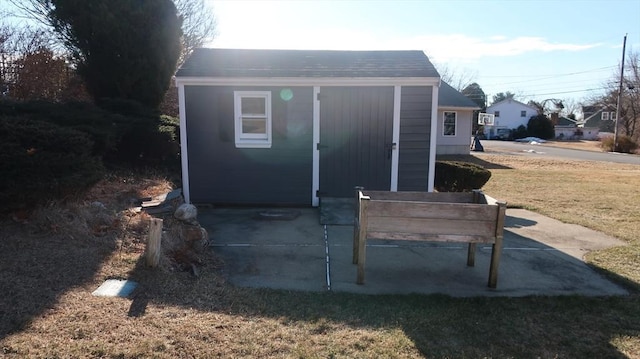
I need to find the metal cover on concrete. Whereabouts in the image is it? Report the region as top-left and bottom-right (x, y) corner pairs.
(92, 279), (138, 297)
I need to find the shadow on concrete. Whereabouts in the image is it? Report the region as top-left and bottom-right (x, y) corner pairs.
(504, 214), (537, 228)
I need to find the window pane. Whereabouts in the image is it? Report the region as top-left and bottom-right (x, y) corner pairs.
(444, 112), (456, 136)
(241, 97), (266, 115)
(242, 118), (266, 134)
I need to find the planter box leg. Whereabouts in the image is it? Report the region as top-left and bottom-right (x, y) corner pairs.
(356, 236), (366, 284)
(488, 236), (503, 288)
(467, 243), (476, 267)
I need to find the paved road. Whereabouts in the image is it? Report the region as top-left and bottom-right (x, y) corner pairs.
(480, 140), (640, 165)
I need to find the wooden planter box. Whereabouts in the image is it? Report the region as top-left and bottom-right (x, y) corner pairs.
(353, 188), (507, 288)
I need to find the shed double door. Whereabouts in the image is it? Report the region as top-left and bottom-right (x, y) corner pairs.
(319, 86), (394, 198)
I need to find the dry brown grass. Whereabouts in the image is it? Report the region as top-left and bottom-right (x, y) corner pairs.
(1, 160), (640, 358)
(543, 139), (604, 152)
(473, 154), (640, 289)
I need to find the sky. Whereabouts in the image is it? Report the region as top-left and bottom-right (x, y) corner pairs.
(207, 0), (640, 110)
(1, 0), (638, 111)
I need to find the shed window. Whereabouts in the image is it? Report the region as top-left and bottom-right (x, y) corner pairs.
(494, 111), (500, 117)
(443, 111), (457, 136)
(234, 91), (272, 148)
(602, 112), (609, 121)
(521, 110), (527, 117)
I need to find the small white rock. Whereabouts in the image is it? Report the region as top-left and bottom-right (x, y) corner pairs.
(174, 203), (198, 222)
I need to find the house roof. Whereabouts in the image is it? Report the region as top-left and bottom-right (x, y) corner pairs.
(438, 82), (480, 109)
(176, 48), (440, 78)
(487, 98), (538, 112)
(583, 106), (616, 127)
(556, 116), (579, 126)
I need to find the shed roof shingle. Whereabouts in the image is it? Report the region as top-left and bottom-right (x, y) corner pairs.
(176, 48), (440, 78)
(438, 82), (480, 109)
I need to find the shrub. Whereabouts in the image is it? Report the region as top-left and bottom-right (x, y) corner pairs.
(434, 161), (492, 192)
(512, 125), (528, 140)
(600, 135), (638, 153)
(527, 115), (555, 139)
(104, 114), (180, 168)
(0, 99), (181, 169)
(0, 117), (104, 211)
(0, 100), (120, 156)
(93, 99), (180, 167)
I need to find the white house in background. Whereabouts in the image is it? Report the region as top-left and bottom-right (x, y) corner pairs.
(436, 81), (481, 155)
(484, 98), (538, 139)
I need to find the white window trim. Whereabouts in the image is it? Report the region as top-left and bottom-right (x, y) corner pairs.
(602, 112), (609, 121)
(443, 111), (457, 137)
(610, 112), (617, 121)
(234, 91), (272, 148)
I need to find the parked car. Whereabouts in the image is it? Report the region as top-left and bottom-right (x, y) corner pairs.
(495, 128), (512, 140)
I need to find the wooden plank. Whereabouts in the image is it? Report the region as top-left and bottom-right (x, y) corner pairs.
(467, 243), (476, 266)
(353, 187), (365, 264)
(488, 201), (507, 288)
(146, 218), (163, 268)
(363, 190), (474, 203)
(367, 201), (498, 221)
(367, 231), (496, 244)
(352, 217), (360, 264)
(368, 217), (497, 238)
(356, 199), (369, 284)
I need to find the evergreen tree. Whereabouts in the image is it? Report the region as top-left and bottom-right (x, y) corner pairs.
(48, 0), (182, 109)
(527, 115), (555, 140)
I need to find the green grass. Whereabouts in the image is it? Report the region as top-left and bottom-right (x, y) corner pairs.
(1, 155), (640, 358)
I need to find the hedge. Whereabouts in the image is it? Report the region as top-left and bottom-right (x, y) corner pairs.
(434, 161), (492, 192)
(0, 116), (104, 211)
(0, 99), (180, 168)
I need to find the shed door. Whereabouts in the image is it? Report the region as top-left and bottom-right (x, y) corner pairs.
(319, 86), (394, 197)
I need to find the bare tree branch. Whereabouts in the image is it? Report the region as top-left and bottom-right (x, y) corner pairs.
(174, 0), (217, 65)
(434, 63), (477, 91)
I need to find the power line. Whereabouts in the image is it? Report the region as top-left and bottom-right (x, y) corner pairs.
(519, 88), (606, 97)
(484, 68), (616, 86)
(480, 66), (616, 80)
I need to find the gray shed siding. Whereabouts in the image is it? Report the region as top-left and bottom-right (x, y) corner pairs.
(398, 86), (433, 191)
(185, 86), (314, 205)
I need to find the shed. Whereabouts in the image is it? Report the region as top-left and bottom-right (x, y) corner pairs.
(436, 81), (481, 155)
(175, 48), (441, 206)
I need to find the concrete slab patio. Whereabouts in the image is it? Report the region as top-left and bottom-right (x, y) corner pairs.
(199, 207), (629, 297)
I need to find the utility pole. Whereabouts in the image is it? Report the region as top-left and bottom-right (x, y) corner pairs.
(614, 34), (627, 151)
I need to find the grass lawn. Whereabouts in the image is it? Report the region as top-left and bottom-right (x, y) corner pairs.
(1, 155), (639, 358)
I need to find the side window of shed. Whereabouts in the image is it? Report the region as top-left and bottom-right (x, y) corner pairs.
(443, 111), (456, 136)
(234, 91), (272, 148)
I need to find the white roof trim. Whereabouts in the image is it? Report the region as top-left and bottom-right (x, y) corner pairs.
(438, 106), (481, 111)
(175, 76), (440, 87)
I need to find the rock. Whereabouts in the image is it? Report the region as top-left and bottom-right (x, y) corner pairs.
(174, 203), (198, 224)
(181, 225), (209, 252)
